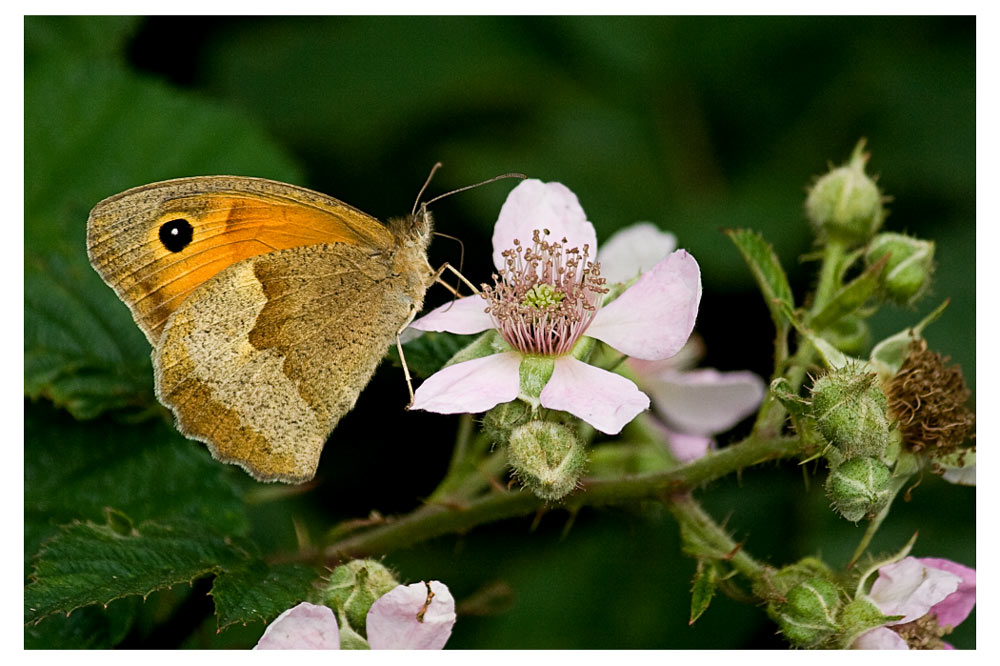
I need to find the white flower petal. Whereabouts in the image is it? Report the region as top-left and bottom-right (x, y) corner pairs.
(410, 295), (494, 334)
(367, 581), (456, 650)
(492, 179), (597, 271)
(630, 366), (766, 436)
(869, 557), (962, 625)
(942, 465), (976, 485)
(411, 352), (522, 414)
(587, 250), (701, 361)
(539, 357), (649, 435)
(254, 602), (340, 650)
(597, 222), (677, 284)
(853, 627), (909, 650)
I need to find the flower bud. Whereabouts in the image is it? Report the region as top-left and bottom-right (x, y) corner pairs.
(507, 421), (587, 501)
(321, 559), (399, 635)
(767, 557), (837, 598)
(865, 232), (935, 304)
(771, 578), (842, 648)
(806, 140), (885, 245)
(825, 457), (892, 522)
(482, 400), (530, 446)
(810, 364), (891, 460)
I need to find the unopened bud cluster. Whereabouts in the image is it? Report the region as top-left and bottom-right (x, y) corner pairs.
(811, 365), (890, 460)
(763, 560), (911, 649)
(810, 364), (895, 522)
(806, 140), (886, 246)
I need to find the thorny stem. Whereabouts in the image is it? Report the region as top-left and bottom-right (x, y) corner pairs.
(320, 431), (805, 563)
(666, 492), (768, 581)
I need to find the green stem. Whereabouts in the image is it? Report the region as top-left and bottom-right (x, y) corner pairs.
(666, 493), (767, 581)
(754, 240), (847, 437)
(811, 240), (847, 315)
(322, 432), (805, 562)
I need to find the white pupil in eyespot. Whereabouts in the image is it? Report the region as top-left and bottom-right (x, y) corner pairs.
(171, 228), (179, 235)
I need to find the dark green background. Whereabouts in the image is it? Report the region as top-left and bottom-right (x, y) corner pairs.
(25, 16), (974, 648)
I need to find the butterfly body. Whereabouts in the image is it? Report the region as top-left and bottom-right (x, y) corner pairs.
(87, 176), (434, 483)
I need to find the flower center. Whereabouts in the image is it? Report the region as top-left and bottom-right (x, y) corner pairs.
(481, 229), (608, 356)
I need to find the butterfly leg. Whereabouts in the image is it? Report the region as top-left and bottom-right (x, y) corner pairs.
(396, 307), (421, 408)
(395, 333), (416, 408)
(431, 262), (481, 296)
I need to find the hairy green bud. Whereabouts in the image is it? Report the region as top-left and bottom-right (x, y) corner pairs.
(508, 421), (587, 501)
(482, 400), (531, 446)
(811, 365), (891, 460)
(772, 579), (843, 648)
(767, 557), (837, 598)
(321, 559), (399, 636)
(826, 457), (892, 522)
(866, 232), (935, 304)
(806, 140), (885, 245)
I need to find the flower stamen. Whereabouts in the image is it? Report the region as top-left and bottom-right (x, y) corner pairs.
(481, 229), (608, 356)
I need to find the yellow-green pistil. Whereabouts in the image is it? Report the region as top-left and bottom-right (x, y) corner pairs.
(522, 283), (565, 309)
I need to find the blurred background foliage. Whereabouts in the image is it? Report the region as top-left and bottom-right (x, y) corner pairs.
(24, 15), (974, 648)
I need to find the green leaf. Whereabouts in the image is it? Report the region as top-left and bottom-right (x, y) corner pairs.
(24, 402), (248, 567)
(689, 560), (717, 625)
(211, 562), (320, 631)
(24, 598), (139, 649)
(25, 514), (254, 625)
(25, 52), (302, 419)
(388, 330), (481, 379)
(25, 16), (141, 61)
(809, 255), (887, 330)
(25, 255), (156, 419)
(725, 229), (795, 334)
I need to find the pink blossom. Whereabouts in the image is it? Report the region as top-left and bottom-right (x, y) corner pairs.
(598, 223), (764, 461)
(853, 556), (976, 649)
(254, 602), (341, 649)
(254, 581), (456, 650)
(410, 180), (701, 435)
(628, 345), (765, 462)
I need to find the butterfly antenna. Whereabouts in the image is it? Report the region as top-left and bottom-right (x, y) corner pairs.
(422, 172), (526, 209)
(412, 162), (444, 217)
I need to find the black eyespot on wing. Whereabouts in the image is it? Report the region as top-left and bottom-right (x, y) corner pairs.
(159, 218), (194, 252)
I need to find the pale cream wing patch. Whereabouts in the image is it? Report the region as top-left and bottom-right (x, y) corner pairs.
(154, 242), (425, 483)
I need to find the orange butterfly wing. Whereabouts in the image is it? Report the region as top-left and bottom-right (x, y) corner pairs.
(87, 176), (394, 343)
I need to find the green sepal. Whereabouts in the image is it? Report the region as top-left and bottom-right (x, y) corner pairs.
(870, 299), (949, 379)
(444, 329), (509, 367)
(837, 596), (901, 649)
(518, 356), (555, 408)
(689, 560), (717, 625)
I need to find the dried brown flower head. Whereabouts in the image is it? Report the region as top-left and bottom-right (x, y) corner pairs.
(886, 339), (975, 454)
(893, 614), (952, 650)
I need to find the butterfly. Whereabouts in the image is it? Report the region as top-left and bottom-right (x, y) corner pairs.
(87, 175), (443, 484)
